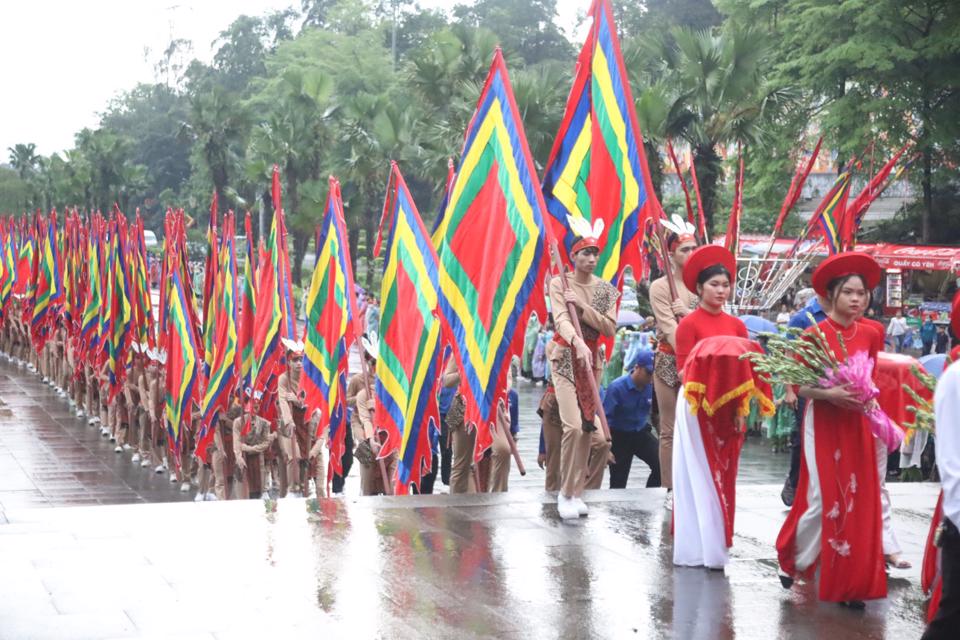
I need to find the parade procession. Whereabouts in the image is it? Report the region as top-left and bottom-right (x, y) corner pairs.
(1, 0), (959, 638)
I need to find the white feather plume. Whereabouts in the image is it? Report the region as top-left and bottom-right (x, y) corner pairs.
(591, 218), (605, 239)
(566, 214), (593, 239)
(661, 214), (695, 236)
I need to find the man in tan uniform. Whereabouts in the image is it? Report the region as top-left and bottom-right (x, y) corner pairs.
(548, 217), (618, 520)
(442, 356), (477, 494)
(354, 334), (398, 496)
(232, 396), (275, 500)
(276, 339), (307, 497)
(648, 227), (697, 505)
(486, 376), (516, 493)
(538, 385), (562, 492)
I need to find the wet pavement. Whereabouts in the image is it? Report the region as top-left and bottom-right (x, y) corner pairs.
(0, 359), (190, 517)
(0, 356), (939, 638)
(0, 485), (937, 639)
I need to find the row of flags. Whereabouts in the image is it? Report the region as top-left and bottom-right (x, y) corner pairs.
(0, 0), (914, 493)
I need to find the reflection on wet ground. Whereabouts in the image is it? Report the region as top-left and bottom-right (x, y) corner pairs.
(0, 486), (936, 639)
(0, 358), (789, 513)
(0, 357), (938, 638)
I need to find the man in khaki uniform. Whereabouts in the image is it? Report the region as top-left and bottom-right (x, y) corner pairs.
(354, 335), (398, 496)
(648, 226), (697, 503)
(232, 398), (275, 500)
(538, 386), (562, 492)
(548, 217), (618, 520)
(486, 377), (516, 493)
(442, 356), (477, 494)
(276, 339), (306, 497)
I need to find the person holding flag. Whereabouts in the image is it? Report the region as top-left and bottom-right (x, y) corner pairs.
(353, 334), (397, 496)
(276, 338), (308, 498)
(548, 216), (618, 520)
(649, 217), (698, 505)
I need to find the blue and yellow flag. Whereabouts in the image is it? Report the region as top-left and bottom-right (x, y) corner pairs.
(541, 0), (661, 282)
(434, 49), (548, 458)
(197, 212), (239, 461)
(374, 163), (443, 494)
(301, 177), (360, 476)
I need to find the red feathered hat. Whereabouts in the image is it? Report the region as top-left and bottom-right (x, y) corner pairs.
(682, 245), (736, 293)
(811, 253), (881, 298)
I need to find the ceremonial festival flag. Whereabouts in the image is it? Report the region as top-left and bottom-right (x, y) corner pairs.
(251, 166), (295, 420)
(30, 210), (61, 351)
(164, 244), (200, 467)
(373, 163), (443, 494)
(434, 49), (548, 458)
(300, 177), (360, 476)
(724, 147), (745, 256)
(196, 212), (240, 462)
(79, 216), (103, 361)
(238, 211), (257, 393)
(772, 137), (823, 238)
(202, 192), (219, 378)
(844, 143), (911, 244)
(105, 211), (132, 400)
(541, 0), (661, 282)
(806, 168), (854, 255)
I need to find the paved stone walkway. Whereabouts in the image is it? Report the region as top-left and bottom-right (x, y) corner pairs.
(0, 354), (940, 638)
(0, 485), (937, 639)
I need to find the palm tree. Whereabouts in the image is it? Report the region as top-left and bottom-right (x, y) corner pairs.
(183, 87), (250, 215)
(248, 67), (335, 284)
(625, 24), (795, 231)
(7, 143), (40, 209)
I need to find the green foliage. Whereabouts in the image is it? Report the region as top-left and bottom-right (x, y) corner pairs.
(2, 0), (957, 286)
(0, 168), (30, 212)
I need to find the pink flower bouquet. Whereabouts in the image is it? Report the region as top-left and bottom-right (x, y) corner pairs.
(742, 325), (903, 451)
(820, 350), (903, 451)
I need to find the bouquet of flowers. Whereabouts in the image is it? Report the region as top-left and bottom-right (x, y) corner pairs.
(742, 325), (903, 451)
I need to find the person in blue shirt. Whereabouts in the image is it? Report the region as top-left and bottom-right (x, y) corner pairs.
(437, 383), (457, 487)
(603, 350), (660, 488)
(921, 315), (937, 356)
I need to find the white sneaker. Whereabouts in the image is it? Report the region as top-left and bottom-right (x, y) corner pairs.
(170, 473), (178, 483)
(114, 445), (123, 453)
(557, 494), (579, 520)
(131, 454), (141, 464)
(664, 489), (673, 511)
(155, 465), (165, 474)
(573, 497), (589, 517)
(75, 409), (84, 418)
(122, 444), (132, 451)
(193, 493), (204, 502)
(205, 493), (218, 501)
(88, 417), (99, 426)
(179, 482), (191, 492)
(141, 459), (152, 469)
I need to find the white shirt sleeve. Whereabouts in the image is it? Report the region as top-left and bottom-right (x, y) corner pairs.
(935, 361), (960, 526)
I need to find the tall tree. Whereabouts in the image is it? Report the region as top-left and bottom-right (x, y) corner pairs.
(452, 0), (573, 65)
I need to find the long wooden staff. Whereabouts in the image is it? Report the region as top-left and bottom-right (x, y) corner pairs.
(358, 345), (392, 495)
(548, 240), (612, 443)
(504, 427), (526, 476)
(498, 396), (526, 476)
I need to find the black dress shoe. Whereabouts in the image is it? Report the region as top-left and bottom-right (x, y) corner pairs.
(780, 477), (796, 507)
(778, 573), (794, 589)
(838, 600), (865, 610)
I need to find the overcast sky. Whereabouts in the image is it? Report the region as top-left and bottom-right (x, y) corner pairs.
(0, 0), (584, 160)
